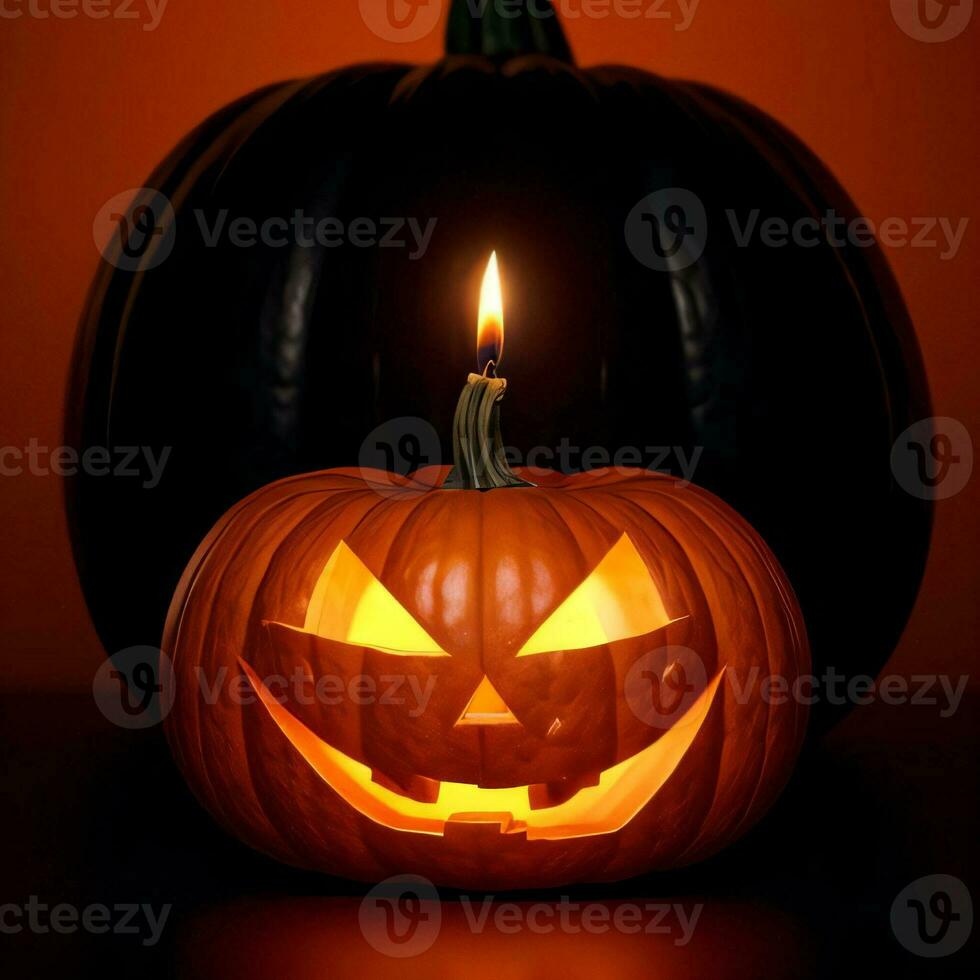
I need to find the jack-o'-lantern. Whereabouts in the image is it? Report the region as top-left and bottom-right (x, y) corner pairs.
(163, 257), (809, 889)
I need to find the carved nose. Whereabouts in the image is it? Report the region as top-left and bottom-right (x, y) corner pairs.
(455, 675), (521, 727)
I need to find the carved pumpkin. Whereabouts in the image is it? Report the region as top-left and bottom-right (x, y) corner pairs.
(164, 464), (809, 888)
(69, 0), (927, 734)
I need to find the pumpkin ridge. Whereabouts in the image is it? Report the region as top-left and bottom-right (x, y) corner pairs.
(580, 486), (723, 841)
(238, 486), (395, 863)
(163, 481), (325, 782)
(682, 483), (812, 697)
(538, 483), (722, 863)
(373, 489), (470, 650)
(519, 486), (621, 627)
(632, 484), (798, 860)
(445, 0), (574, 65)
(184, 490), (333, 842)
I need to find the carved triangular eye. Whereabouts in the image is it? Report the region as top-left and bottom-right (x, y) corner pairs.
(304, 541), (448, 656)
(517, 534), (680, 656)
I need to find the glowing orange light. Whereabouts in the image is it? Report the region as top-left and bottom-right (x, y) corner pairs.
(517, 534), (684, 656)
(242, 659), (725, 840)
(300, 541), (448, 656)
(477, 250), (504, 375)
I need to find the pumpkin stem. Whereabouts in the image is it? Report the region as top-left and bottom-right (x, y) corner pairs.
(444, 372), (534, 490)
(446, 0), (574, 64)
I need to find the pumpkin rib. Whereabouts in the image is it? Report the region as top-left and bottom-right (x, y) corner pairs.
(635, 482), (806, 859)
(163, 479), (308, 789)
(587, 486), (727, 867)
(584, 486), (727, 840)
(373, 491), (469, 636)
(237, 485), (398, 826)
(686, 78), (928, 411)
(182, 490), (338, 843)
(89, 81), (304, 423)
(573, 480), (711, 632)
(671, 79), (897, 450)
(239, 486), (402, 868)
(616, 483), (781, 840)
(527, 479), (728, 861)
(670, 481), (811, 757)
(181, 485), (368, 834)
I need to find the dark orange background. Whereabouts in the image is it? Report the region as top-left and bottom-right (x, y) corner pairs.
(0, 0), (977, 690)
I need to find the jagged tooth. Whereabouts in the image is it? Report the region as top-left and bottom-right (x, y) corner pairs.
(503, 816), (528, 836)
(528, 770), (602, 810)
(370, 769), (440, 803)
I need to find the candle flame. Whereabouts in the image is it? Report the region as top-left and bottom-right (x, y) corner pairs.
(477, 251), (503, 375)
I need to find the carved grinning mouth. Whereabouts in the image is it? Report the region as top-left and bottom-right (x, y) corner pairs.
(240, 660), (725, 841)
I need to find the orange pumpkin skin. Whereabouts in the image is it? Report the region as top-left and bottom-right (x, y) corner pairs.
(163, 466), (809, 889)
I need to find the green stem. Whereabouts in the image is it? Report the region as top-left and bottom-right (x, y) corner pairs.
(444, 374), (534, 490)
(446, 0), (574, 64)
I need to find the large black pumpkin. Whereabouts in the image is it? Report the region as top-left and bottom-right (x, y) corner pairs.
(68, 0), (930, 730)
